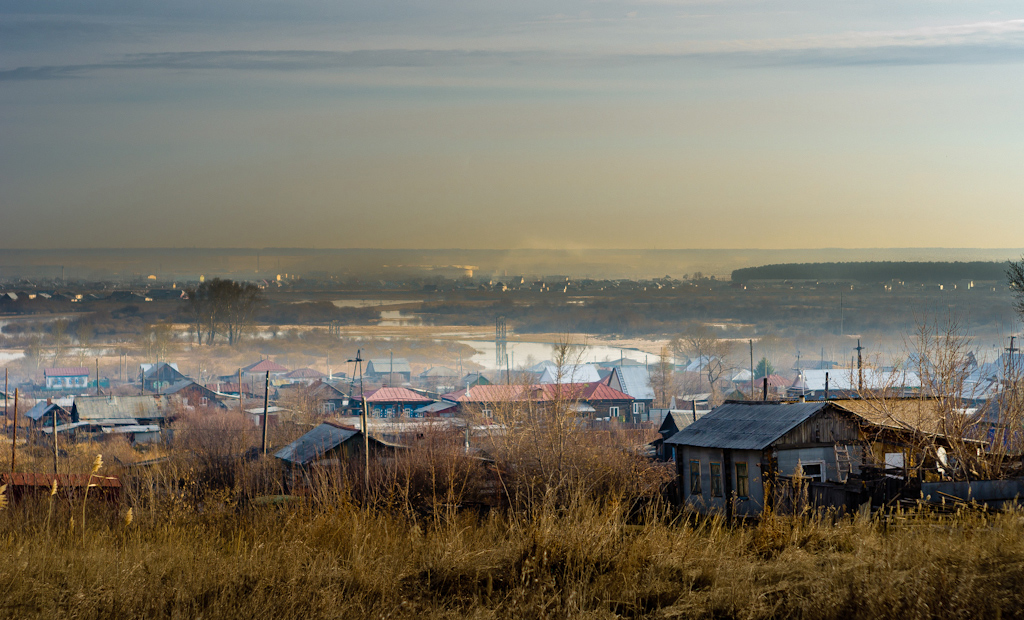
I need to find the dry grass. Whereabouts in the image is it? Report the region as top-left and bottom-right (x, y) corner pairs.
(2, 463), (1024, 619)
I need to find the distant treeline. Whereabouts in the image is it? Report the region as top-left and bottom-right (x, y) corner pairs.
(731, 261), (1009, 284)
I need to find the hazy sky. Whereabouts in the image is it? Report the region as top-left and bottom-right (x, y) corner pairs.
(3, 1), (1024, 249)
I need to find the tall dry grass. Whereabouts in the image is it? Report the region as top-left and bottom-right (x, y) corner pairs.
(3, 458), (1024, 619)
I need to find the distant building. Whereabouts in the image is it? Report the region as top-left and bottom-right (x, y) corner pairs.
(159, 380), (224, 409)
(139, 362), (187, 392)
(241, 358), (290, 380)
(605, 366), (655, 421)
(365, 358), (412, 383)
(364, 387), (434, 418)
(44, 367), (90, 390)
(283, 368), (326, 385)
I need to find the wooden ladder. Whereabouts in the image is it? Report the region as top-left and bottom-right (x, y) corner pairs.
(834, 444), (852, 483)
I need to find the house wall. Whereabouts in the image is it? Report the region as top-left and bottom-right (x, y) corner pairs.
(590, 399), (634, 421)
(369, 401), (430, 418)
(775, 445), (863, 482)
(46, 375), (88, 389)
(774, 410), (860, 446)
(678, 446), (765, 516)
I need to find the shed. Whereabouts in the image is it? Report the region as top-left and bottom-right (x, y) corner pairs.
(666, 401), (861, 517)
(366, 358), (412, 382)
(72, 395), (172, 427)
(274, 420), (400, 466)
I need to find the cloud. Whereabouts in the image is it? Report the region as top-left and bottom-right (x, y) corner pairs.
(3, 18), (1024, 81)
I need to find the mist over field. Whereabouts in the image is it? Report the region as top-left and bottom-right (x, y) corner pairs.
(3, 247), (1023, 281)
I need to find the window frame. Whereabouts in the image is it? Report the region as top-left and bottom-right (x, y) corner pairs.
(689, 459), (702, 496)
(735, 462), (749, 499)
(801, 460), (825, 483)
(710, 462), (723, 497)
(608, 406), (620, 418)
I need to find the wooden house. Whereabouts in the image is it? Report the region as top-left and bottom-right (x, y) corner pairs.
(666, 401), (862, 517)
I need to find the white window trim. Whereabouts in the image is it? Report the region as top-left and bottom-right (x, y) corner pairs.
(800, 460), (826, 483)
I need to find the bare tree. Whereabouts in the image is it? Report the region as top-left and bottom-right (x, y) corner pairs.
(676, 324), (735, 399)
(184, 279), (263, 346)
(648, 346), (679, 408)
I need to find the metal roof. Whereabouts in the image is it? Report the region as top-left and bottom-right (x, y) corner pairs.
(284, 367), (325, 379)
(797, 369), (920, 391)
(365, 387), (434, 403)
(242, 359), (289, 373)
(72, 395), (170, 423)
(538, 364), (601, 384)
(24, 402), (70, 422)
(366, 358), (412, 374)
(44, 367), (90, 377)
(613, 366), (655, 400)
(419, 366), (458, 378)
(665, 401), (830, 450)
(274, 421), (359, 465)
(415, 401), (459, 414)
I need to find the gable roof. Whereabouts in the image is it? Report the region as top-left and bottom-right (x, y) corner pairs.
(309, 379), (347, 399)
(797, 369), (921, 391)
(364, 387), (434, 404)
(274, 420), (360, 465)
(284, 367), (325, 379)
(538, 364), (601, 384)
(447, 381), (632, 404)
(665, 401), (832, 450)
(420, 366), (458, 378)
(141, 362), (186, 381)
(831, 398), (952, 437)
(366, 358), (412, 374)
(72, 395), (171, 424)
(242, 359), (289, 374)
(612, 366), (655, 400)
(24, 402), (72, 422)
(44, 367), (90, 377)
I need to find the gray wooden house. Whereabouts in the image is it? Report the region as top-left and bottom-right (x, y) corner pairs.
(665, 401), (861, 518)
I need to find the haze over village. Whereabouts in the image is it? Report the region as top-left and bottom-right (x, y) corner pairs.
(5, 0), (1024, 617)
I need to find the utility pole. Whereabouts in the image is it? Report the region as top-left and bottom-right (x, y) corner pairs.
(238, 368), (243, 416)
(261, 371), (270, 456)
(53, 407), (58, 474)
(95, 358), (100, 396)
(348, 349), (369, 490)
(855, 339), (865, 393)
(10, 388), (17, 474)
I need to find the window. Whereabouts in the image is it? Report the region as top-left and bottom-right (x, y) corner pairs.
(482, 408), (492, 418)
(710, 462), (723, 497)
(735, 462), (749, 498)
(632, 402), (644, 415)
(689, 460), (702, 495)
(200, 397), (208, 406)
(385, 407), (394, 418)
(801, 461), (825, 482)
(608, 406), (620, 418)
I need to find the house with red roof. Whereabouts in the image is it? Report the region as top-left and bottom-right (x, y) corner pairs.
(282, 367), (326, 385)
(364, 387), (434, 418)
(44, 367), (90, 390)
(241, 358), (290, 380)
(444, 381), (634, 421)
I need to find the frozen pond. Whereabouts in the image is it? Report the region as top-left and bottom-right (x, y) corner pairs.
(330, 299), (422, 308)
(0, 350), (26, 364)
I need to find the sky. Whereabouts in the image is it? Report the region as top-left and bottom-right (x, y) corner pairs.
(3, 0), (1024, 250)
